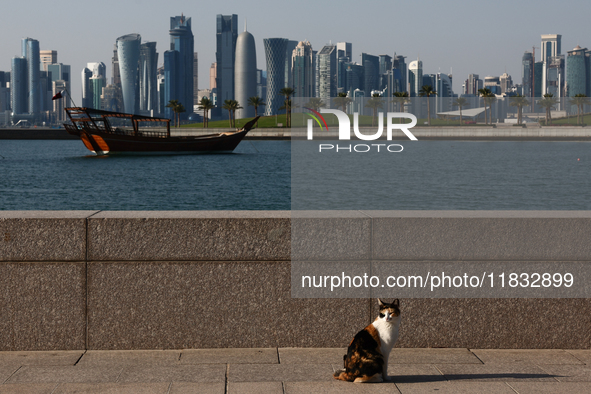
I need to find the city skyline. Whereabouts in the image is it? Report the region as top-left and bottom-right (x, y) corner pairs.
(1, 0), (590, 106)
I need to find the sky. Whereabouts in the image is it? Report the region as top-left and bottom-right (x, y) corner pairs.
(1, 0), (590, 105)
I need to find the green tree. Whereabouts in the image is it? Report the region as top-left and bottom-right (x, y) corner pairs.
(279, 87), (295, 127)
(165, 100), (181, 127)
(509, 95), (530, 125)
(365, 93), (384, 127)
(333, 92), (352, 114)
(569, 94), (590, 125)
(478, 88), (492, 124)
(197, 97), (214, 128)
(538, 93), (558, 125)
(452, 97), (468, 125)
(247, 96), (265, 126)
(391, 91), (410, 124)
(418, 85), (437, 126)
(304, 98), (326, 112)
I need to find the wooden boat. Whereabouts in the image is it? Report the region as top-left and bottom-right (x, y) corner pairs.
(64, 107), (259, 155)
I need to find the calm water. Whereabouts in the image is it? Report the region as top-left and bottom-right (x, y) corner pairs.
(1, 139), (591, 210)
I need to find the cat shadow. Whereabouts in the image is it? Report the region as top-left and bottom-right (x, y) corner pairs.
(391, 372), (559, 384)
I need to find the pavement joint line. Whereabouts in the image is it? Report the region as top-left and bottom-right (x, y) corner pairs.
(281, 381), (286, 394)
(276, 347), (280, 364)
(224, 363), (229, 394)
(535, 363), (563, 382)
(468, 348), (486, 364)
(504, 382), (521, 393)
(3, 365), (22, 385)
(166, 381), (173, 394)
(565, 349), (589, 364)
(433, 364), (449, 381)
(73, 349), (87, 366)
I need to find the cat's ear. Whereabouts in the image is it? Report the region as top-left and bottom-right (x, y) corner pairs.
(392, 299), (400, 307)
(378, 298), (385, 308)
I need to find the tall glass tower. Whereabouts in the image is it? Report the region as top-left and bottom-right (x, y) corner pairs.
(408, 60), (423, 97)
(566, 46), (589, 97)
(139, 42), (158, 114)
(263, 38), (288, 115)
(318, 44), (336, 99)
(10, 57), (27, 114)
(23, 38), (40, 115)
(116, 33), (141, 114)
(234, 28), (257, 118)
(216, 14), (238, 107)
(292, 41), (314, 97)
(167, 15), (194, 119)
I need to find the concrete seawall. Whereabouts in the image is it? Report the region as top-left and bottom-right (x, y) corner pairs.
(1, 211), (590, 351)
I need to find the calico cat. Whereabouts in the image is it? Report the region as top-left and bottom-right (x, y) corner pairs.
(333, 299), (401, 383)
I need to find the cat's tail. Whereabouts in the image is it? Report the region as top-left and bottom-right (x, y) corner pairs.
(333, 369), (355, 382)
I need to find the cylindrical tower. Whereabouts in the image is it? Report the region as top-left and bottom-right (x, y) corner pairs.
(235, 30), (257, 119)
(10, 57), (27, 115)
(116, 33), (141, 114)
(263, 38), (288, 116)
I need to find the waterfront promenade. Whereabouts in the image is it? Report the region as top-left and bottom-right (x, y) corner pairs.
(1, 348), (590, 393)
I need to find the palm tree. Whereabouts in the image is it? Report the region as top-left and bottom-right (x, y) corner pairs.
(538, 93), (558, 125)
(174, 103), (186, 128)
(279, 87), (295, 127)
(509, 95), (530, 125)
(304, 98), (326, 112)
(229, 100), (242, 127)
(333, 92), (352, 114)
(452, 97), (468, 125)
(418, 85), (437, 125)
(391, 91), (410, 124)
(478, 88), (492, 124)
(198, 97), (214, 128)
(570, 94), (590, 125)
(247, 96), (265, 126)
(365, 93), (384, 127)
(165, 100), (181, 127)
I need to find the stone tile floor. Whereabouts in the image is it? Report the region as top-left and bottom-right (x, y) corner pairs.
(0, 348), (590, 393)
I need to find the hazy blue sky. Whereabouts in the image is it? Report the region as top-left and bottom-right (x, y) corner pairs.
(1, 0), (589, 104)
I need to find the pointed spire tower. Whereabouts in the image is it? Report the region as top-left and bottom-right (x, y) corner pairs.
(234, 20), (257, 118)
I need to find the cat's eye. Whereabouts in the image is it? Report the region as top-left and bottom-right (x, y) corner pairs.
(379, 313), (385, 318)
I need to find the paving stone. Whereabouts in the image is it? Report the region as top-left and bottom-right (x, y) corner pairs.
(117, 365), (226, 383)
(228, 382), (284, 394)
(390, 348), (482, 364)
(54, 382), (170, 393)
(507, 381), (591, 393)
(0, 351), (84, 368)
(0, 383), (58, 394)
(228, 363), (334, 382)
(386, 365), (446, 383)
(279, 348), (346, 364)
(77, 350), (181, 367)
(181, 348), (278, 364)
(471, 349), (584, 365)
(284, 381), (400, 393)
(6, 366), (123, 384)
(436, 364), (556, 382)
(537, 364), (591, 382)
(396, 381), (515, 393)
(169, 382), (225, 394)
(567, 350), (591, 365)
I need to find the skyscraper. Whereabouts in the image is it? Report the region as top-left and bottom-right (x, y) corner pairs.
(408, 59), (423, 97)
(167, 15), (194, 119)
(10, 57), (27, 114)
(216, 14), (238, 106)
(82, 62), (105, 109)
(292, 41), (314, 97)
(522, 52), (534, 98)
(263, 38), (288, 115)
(362, 53), (379, 94)
(318, 44), (337, 99)
(336, 42), (352, 60)
(234, 27), (257, 118)
(392, 54), (407, 93)
(23, 37), (40, 115)
(193, 53), (199, 106)
(541, 34), (563, 96)
(284, 40), (298, 90)
(566, 46), (590, 97)
(116, 33), (141, 114)
(139, 42), (158, 114)
(40, 50), (57, 71)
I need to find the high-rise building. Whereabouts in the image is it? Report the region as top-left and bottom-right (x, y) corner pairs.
(362, 53), (379, 94)
(90, 76), (106, 109)
(541, 34), (563, 96)
(193, 53), (199, 106)
(47, 63), (71, 109)
(408, 59), (422, 97)
(284, 40), (298, 90)
(541, 34), (561, 64)
(53, 80), (68, 122)
(82, 62), (105, 109)
(23, 37), (40, 115)
(317, 44), (336, 99)
(463, 73), (482, 96)
(40, 50), (57, 71)
(499, 73), (512, 94)
(566, 46), (590, 97)
(392, 54), (407, 93)
(484, 76), (501, 95)
(263, 38), (288, 115)
(522, 52), (534, 98)
(345, 62), (364, 95)
(116, 33), (141, 113)
(234, 27), (257, 118)
(139, 42), (158, 114)
(256, 69), (267, 102)
(216, 14), (238, 106)
(435, 73), (453, 113)
(292, 41), (314, 97)
(336, 42), (352, 60)
(167, 15), (194, 119)
(10, 57), (27, 114)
